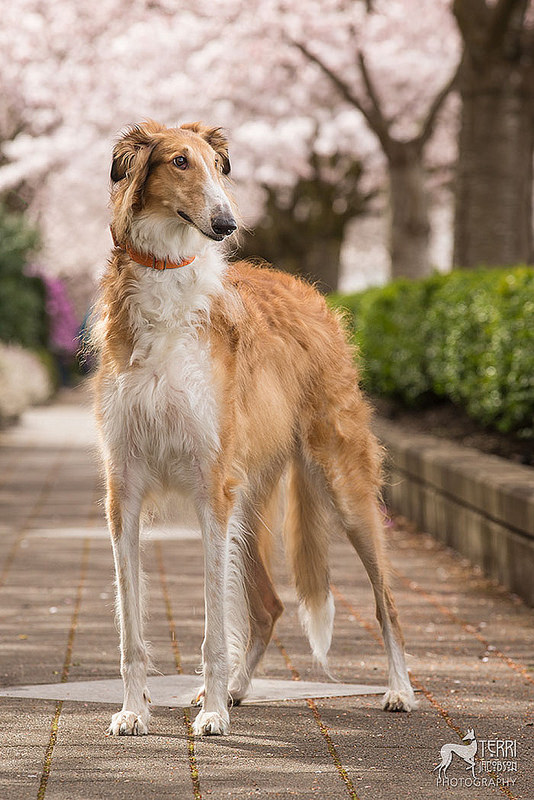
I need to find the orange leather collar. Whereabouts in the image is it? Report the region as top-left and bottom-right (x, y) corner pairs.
(110, 227), (196, 271)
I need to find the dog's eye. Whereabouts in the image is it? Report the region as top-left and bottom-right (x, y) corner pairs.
(173, 155), (188, 170)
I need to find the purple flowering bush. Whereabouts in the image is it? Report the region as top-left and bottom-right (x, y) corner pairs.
(40, 273), (79, 356)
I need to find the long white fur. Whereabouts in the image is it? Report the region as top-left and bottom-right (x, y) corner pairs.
(224, 497), (253, 698)
(97, 244), (224, 484)
(130, 214), (213, 264)
(381, 620), (418, 712)
(298, 591), (335, 673)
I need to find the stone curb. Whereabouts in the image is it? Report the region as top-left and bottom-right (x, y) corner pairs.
(374, 418), (534, 606)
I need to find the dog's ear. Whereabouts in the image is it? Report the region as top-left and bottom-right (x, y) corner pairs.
(110, 121), (164, 221)
(111, 121), (163, 184)
(110, 122), (164, 240)
(181, 122), (231, 175)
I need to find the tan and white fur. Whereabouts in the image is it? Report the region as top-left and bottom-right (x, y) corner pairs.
(93, 120), (417, 737)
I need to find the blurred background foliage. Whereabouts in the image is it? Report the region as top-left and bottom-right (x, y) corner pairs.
(238, 152), (369, 292)
(0, 203), (47, 349)
(0, 204), (55, 423)
(0, 0), (532, 440)
(329, 267), (534, 436)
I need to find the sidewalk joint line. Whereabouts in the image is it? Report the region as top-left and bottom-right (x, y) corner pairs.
(273, 636), (361, 800)
(0, 447), (67, 589)
(0, 446), (24, 488)
(36, 537), (91, 800)
(331, 584), (519, 800)
(154, 540), (202, 800)
(396, 571), (534, 688)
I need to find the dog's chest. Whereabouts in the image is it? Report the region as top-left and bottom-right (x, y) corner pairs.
(104, 323), (220, 475)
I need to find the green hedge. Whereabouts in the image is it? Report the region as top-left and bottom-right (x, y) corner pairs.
(0, 204), (47, 349)
(329, 267), (534, 436)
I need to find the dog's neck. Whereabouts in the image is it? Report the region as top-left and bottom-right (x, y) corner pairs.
(111, 228), (196, 271)
(114, 221), (226, 329)
(124, 214), (214, 264)
(110, 213), (229, 329)
(129, 254), (228, 331)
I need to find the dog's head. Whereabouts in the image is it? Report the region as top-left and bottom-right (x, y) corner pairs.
(110, 120), (237, 252)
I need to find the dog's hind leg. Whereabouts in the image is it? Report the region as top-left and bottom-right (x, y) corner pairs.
(304, 412), (417, 712)
(106, 469), (151, 735)
(436, 749), (453, 779)
(344, 502), (417, 711)
(227, 488), (284, 703)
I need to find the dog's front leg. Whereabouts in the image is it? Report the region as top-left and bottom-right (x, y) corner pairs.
(192, 502), (230, 736)
(106, 475), (150, 736)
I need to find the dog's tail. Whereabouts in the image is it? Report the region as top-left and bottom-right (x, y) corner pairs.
(284, 457), (335, 673)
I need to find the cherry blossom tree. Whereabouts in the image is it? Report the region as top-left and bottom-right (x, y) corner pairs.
(239, 148), (370, 291)
(0, 0), (462, 293)
(0, 0), (229, 291)
(285, 1), (461, 279)
(195, 0), (462, 279)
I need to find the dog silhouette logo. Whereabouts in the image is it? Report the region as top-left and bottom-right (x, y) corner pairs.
(435, 728), (477, 779)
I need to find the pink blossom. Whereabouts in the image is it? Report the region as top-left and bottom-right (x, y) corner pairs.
(1, 0), (460, 280)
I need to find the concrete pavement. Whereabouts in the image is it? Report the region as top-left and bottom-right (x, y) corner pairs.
(0, 387), (533, 799)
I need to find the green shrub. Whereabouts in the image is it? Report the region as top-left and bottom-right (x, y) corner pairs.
(0, 204), (47, 349)
(329, 267), (534, 436)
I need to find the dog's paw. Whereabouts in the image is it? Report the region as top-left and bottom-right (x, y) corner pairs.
(382, 688), (418, 713)
(192, 709), (230, 736)
(107, 709), (149, 736)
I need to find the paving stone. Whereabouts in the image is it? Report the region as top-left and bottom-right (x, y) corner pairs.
(0, 676), (387, 706)
(0, 388), (533, 800)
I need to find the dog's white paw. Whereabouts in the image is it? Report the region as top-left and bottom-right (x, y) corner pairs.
(192, 709), (230, 736)
(107, 709), (149, 736)
(382, 688), (418, 712)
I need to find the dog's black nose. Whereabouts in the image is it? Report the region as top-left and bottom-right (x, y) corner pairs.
(211, 215), (237, 236)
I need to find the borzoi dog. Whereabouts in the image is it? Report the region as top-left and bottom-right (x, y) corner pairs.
(93, 120), (417, 736)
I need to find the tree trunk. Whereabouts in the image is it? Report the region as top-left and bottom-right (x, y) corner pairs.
(302, 238), (341, 293)
(454, 64), (533, 267)
(388, 143), (433, 280)
(293, 39), (458, 283)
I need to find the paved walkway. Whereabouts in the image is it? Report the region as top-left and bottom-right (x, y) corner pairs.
(1, 388), (533, 800)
